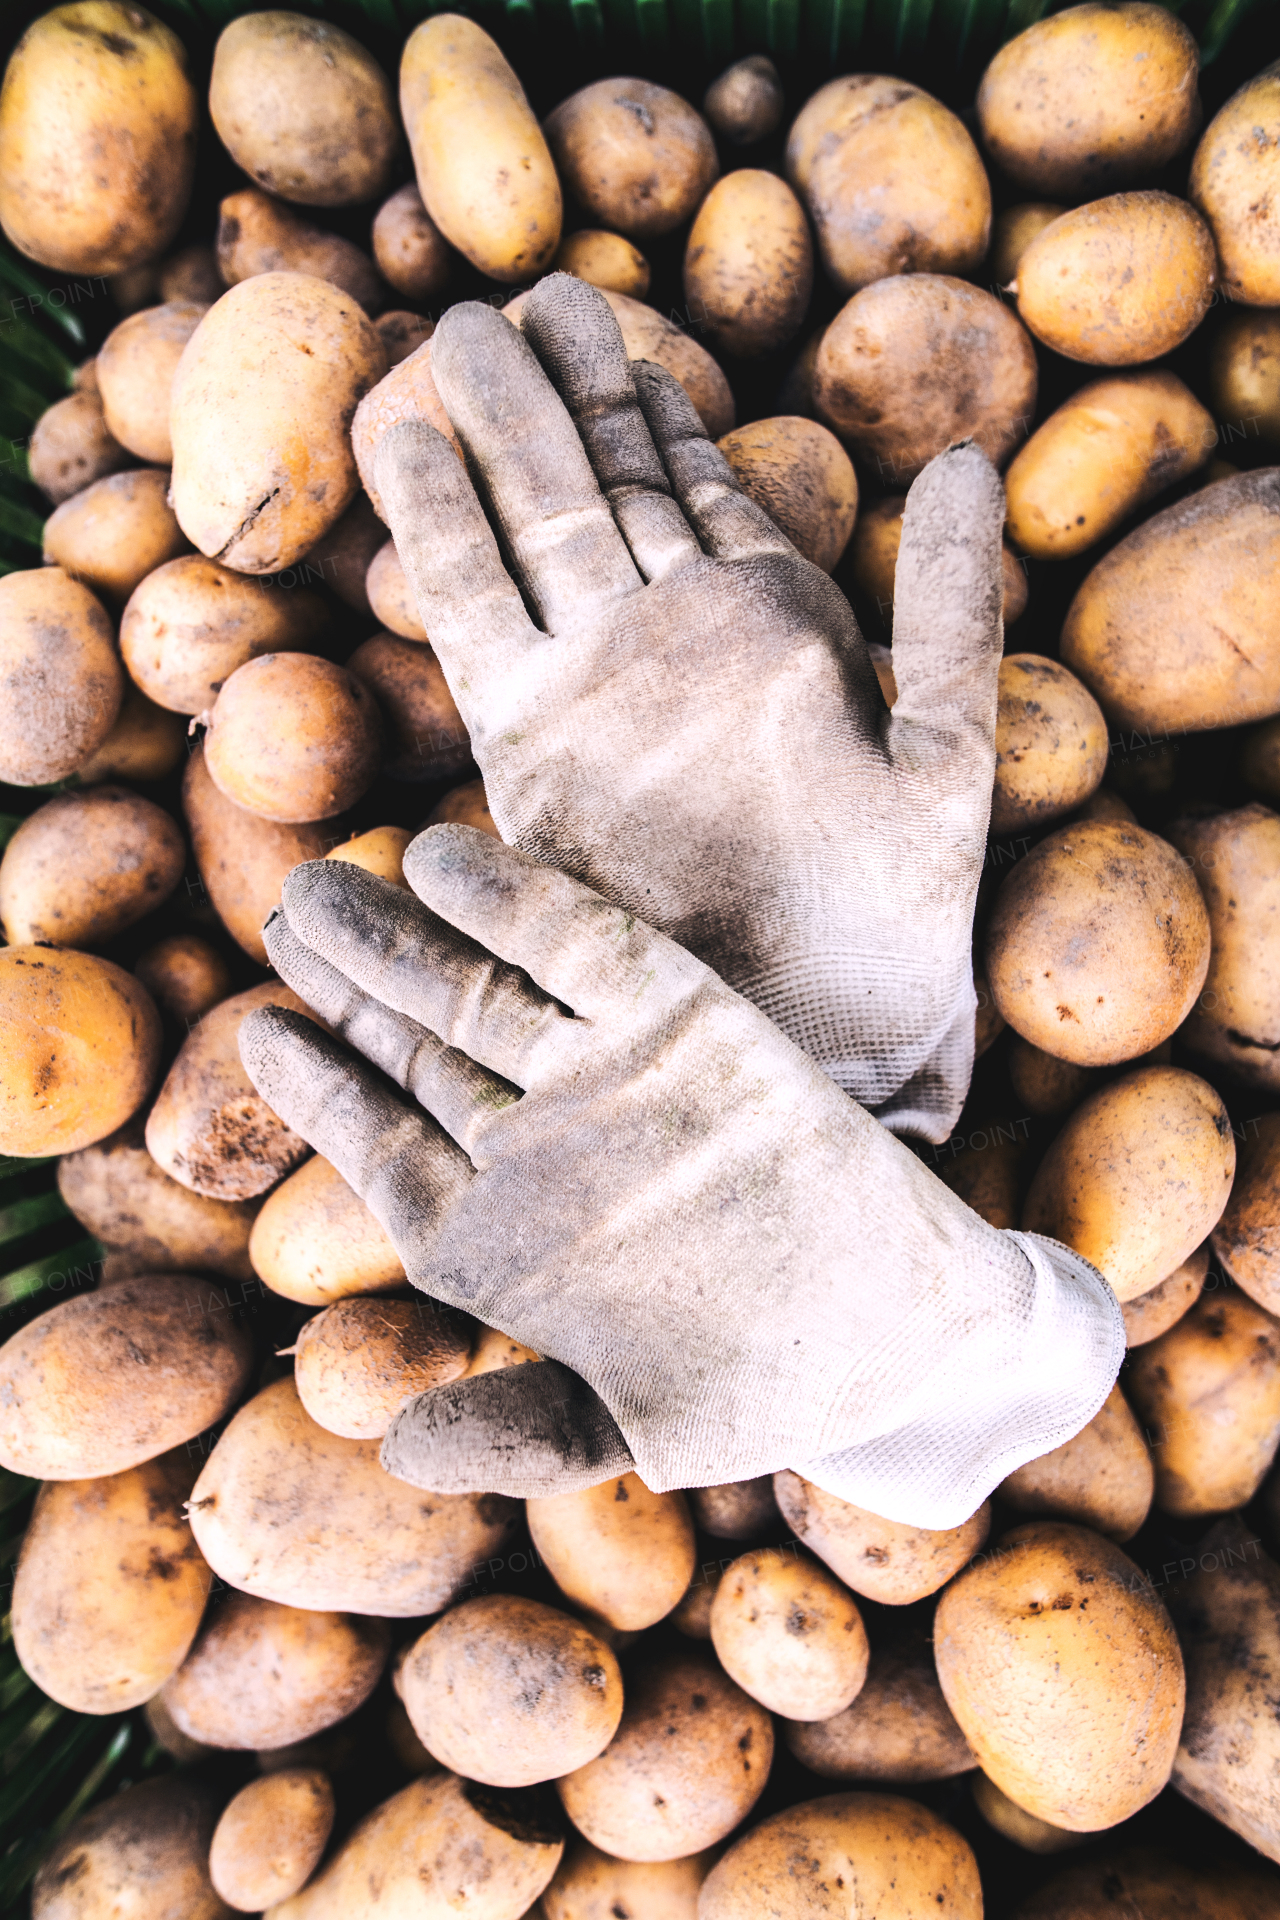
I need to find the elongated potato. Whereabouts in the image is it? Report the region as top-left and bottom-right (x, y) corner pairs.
(545, 79), (716, 243)
(710, 1546), (868, 1721)
(684, 170), (811, 360)
(96, 301), (208, 463)
(374, 182), (453, 303)
(184, 744), (332, 964)
(716, 418), (855, 573)
(1122, 1245), (1210, 1347)
(293, 1294), (471, 1438)
(216, 189), (382, 312)
(134, 934), (231, 1028)
(0, 785), (183, 948)
(553, 229), (650, 299)
(0, 946), (160, 1156)
(346, 631), (470, 783)
(1213, 1113), (1280, 1313)
(123, 555), (329, 716)
(1190, 62), (1280, 305)
(783, 1629), (975, 1784)
(991, 656), (1108, 836)
(774, 1471), (990, 1605)
(847, 494), (1027, 627)
(28, 388), (131, 503)
(0, 2), (197, 275)
(402, 15), (560, 281)
(541, 1841), (714, 1920)
(211, 1770), (334, 1914)
(527, 1475), (695, 1633)
(31, 1775), (226, 1920)
(249, 1151), (406, 1304)
(997, 1384), (1153, 1541)
(352, 337), (462, 523)
(42, 466), (188, 607)
(1210, 309), (1280, 446)
(1168, 806), (1280, 1095)
(58, 1117), (257, 1282)
(202, 653), (382, 824)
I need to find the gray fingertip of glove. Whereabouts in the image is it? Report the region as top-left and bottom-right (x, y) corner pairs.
(373, 415), (457, 508)
(631, 358), (711, 446)
(401, 821), (534, 919)
(519, 269), (614, 344)
(380, 1357), (635, 1498)
(903, 440), (1004, 548)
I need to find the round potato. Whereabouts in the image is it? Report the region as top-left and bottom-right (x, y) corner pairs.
(1007, 1039), (1098, 1122)
(1208, 309), (1280, 446)
(988, 203), (1066, 286)
(527, 1474), (696, 1632)
(814, 275), (1037, 485)
(0, 786), (184, 949)
(553, 229), (650, 299)
(73, 680), (186, 784)
(997, 1383), (1153, 1541)
(327, 825), (413, 889)
(293, 1295), (471, 1438)
(0, 945), (160, 1156)
(783, 1628), (975, 1785)
(374, 182), (453, 304)
(1014, 192), (1216, 365)
(346, 631), (470, 783)
(428, 775), (501, 839)
(972, 1773), (1086, 1855)
(1190, 62), (1280, 305)
(689, 1475), (780, 1540)
(210, 1770), (334, 1913)
(123, 554), (329, 716)
(96, 300), (208, 463)
(249, 1151), (406, 1304)
(991, 656), (1108, 836)
(202, 652), (381, 824)
(774, 1470), (990, 1605)
(134, 934), (231, 1027)
(42, 466), (188, 607)
(786, 76), (990, 293)
(710, 1546), (868, 1721)
(216, 188), (382, 312)
(1122, 1244), (1210, 1347)
(1167, 806), (1280, 1095)
(375, 308), (434, 369)
(1242, 716), (1280, 801)
(683, 170), (811, 360)
(545, 79), (716, 242)
(703, 54), (784, 146)
(28, 388), (131, 504)
(716, 418), (856, 573)
(31, 1775), (225, 1920)
(0, 2), (197, 275)
(1213, 1113), (1280, 1312)
(58, 1116), (257, 1282)
(183, 743), (332, 964)
(352, 336), (462, 523)
(366, 538), (427, 640)
(542, 1840), (714, 1920)
(847, 493), (1027, 627)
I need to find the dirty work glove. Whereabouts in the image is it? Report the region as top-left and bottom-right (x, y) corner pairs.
(374, 273), (1004, 1142)
(240, 832), (1123, 1528)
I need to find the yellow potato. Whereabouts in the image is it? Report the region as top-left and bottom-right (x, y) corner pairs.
(42, 466), (188, 607)
(988, 204), (1065, 286)
(1122, 1245), (1210, 1347)
(58, 1116), (257, 1282)
(783, 1629), (975, 1784)
(133, 934), (231, 1028)
(293, 1294), (471, 1438)
(1213, 1113), (1280, 1313)
(0, 945), (160, 1156)
(428, 774), (501, 839)
(1242, 715), (1280, 801)
(997, 1384), (1153, 1541)
(210, 1770), (334, 1914)
(541, 1841), (714, 1920)
(774, 1470), (990, 1605)
(1189, 62), (1280, 305)
(31, 1776), (226, 1920)
(374, 182), (453, 304)
(1167, 806), (1280, 1096)
(326, 824), (414, 888)
(203, 653), (381, 823)
(991, 656), (1108, 836)
(1208, 308), (1280, 445)
(684, 170), (812, 359)
(0, 784), (183, 949)
(716, 418), (856, 573)
(527, 1474), (696, 1632)
(553, 229), (650, 299)
(249, 1151), (406, 1304)
(216, 188), (382, 312)
(366, 537), (427, 640)
(96, 300), (208, 463)
(703, 55), (784, 147)
(73, 680), (186, 784)
(545, 79), (716, 243)
(688, 1475), (780, 1540)
(847, 493), (1027, 626)
(122, 553), (329, 716)
(184, 742), (333, 964)
(971, 1773), (1087, 1856)
(463, 1323), (541, 1373)
(346, 630), (470, 783)
(28, 387), (130, 504)
(709, 1546), (868, 1721)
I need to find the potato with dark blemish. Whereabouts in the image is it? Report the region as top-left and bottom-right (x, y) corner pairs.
(773, 1471), (990, 1604)
(58, 1116), (258, 1282)
(374, 183), (453, 304)
(28, 388), (132, 503)
(202, 653), (382, 825)
(42, 467), (188, 608)
(31, 1775), (226, 1920)
(1212, 1112), (1280, 1313)
(683, 171), (811, 360)
(991, 657), (1108, 837)
(783, 1627), (975, 1784)
(249, 1151), (406, 1304)
(703, 55), (784, 147)
(1208, 309), (1280, 446)
(709, 1545), (868, 1721)
(545, 78), (716, 243)
(1167, 806), (1280, 1097)
(346, 631), (470, 784)
(0, 945), (160, 1156)
(294, 1295), (472, 1438)
(716, 418), (855, 574)
(1189, 60), (1280, 306)
(216, 189), (383, 312)
(0, 786), (185, 949)
(542, 1840), (716, 1920)
(527, 1474), (695, 1632)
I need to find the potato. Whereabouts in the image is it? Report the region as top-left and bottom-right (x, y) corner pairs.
(847, 493), (1027, 626)
(429, 775), (501, 839)
(134, 934), (231, 1028)
(58, 1116), (257, 1282)
(786, 77), (990, 294)
(122, 554), (329, 716)
(1007, 1040), (1098, 1122)
(1126, 1290), (1280, 1515)
(976, 4), (1200, 200)
(159, 241), (222, 305)
(1122, 1244), (1209, 1347)
(709, 1546), (868, 1721)
(28, 388), (131, 504)
(202, 653), (381, 824)
(0, 3), (197, 275)
(1014, 192), (1216, 365)
(210, 13), (397, 208)
(937, 1128), (1022, 1230)
(935, 1520), (1183, 1828)
(146, 980), (318, 1200)
(327, 825), (414, 889)
(1208, 309), (1280, 445)
(249, 1151), (406, 1304)
(542, 1841), (714, 1920)
(188, 1375), (517, 1615)
(774, 1471), (990, 1604)
(374, 182), (453, 303)
(597, 290), (734, 439)
(988, 204), (1065, 285)
(783, 1628), (975, 1784)
(699, 1792), (981, 1919)
(402, 15), (561, 281)
(1015, 1847), (1280, 1920)
(1242, 717), (1280, 801)
(353, 337), (462, 523)
(1213, 1112), (1280, 1311)
(346, 631), (470, 783)
(814, 276), (1037, 485)
(463, 1323), (541, 1373)
(293, 1295), (471, 1438)
(683, 170), (811, 360)
(997, 1384), (1152, 1541)
(1167, 806), (1280, 1095)
(971, 1773), (1086, 1855)
(991, 656), (1108, 837)
(375, 308), (434, 371)
(715, 419), (855, 573)
(43, 466), (188, 607)
(553, 229), (650, 299)
(13, 1449), (207, 1713)
(0, 1271), (253, 1479)
(704, 54), (784, 146)
(557, 1647), (771, 1862)
(366, 537), (427, 640)
(545, 79), (715, 243)
(527, 1475), (695, 1632)
(1004, 371), (1214, 561)
(1190, 62), (1280, 305)
(689, 1475), (780, 1540)
(96, 300), (208, 463)
(0, 786), (184, 948)
(973, 966), (1006, 1060)
(670, 1565), (720, 1639)
(985, 822), (1210, 1065)
(210, 1770), (333, 1914)
(73, 680), (185, 785)
(171, 273), (385, 574)
(184, 744), (332, 964)
(31, 1775), (227, 1920)
(0, 945), (160, 1156)
(216, 189), (382, 312)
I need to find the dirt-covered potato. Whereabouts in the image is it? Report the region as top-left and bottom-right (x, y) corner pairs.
(552, 229), (650, 298)
(700, 1792), (982, 1919)
(597, 289), (734, 438)
(0, 1272), (253, 1479)
(709, 1546), (868, 1721)
(989, 203), (1066, 284)
(1122, 1245), (1210, 1347)
(716, 418), (855, 572)
(814, 275), (1037, 485)
(1014, 192), (1216, 365)
(976, 4), (1201, 199)
(31, 1775), (226, 1920)
(59, 1116), (257, 1281)
(134, 934), (231, 1028)
(1213, 1114), (1280, 1312)
(783, 1628), (975, 1784)
(96, 300), (208, 463)
(28, 388), (131, 504)
(429, 775), (501, 839)
(0, 786), (181, 949)
(122, 554), (329, 716)
(73, 680), (185, 785)
(42, 466), (188, 607)
(202, 652), (381, 824)
(935, 1520), (1183, 1828)
(991, 656), (1108, 836)
(1015, 1847), (1280, 1920)
(216, 189), (382, 311)
(542, 1840), (714, 1920)
(774, 1471), (990, 1604)
(353, 337), (462, 522)
(293, 1295), (471, 1438)
(0, 3), (197, 275)
(545, 78), (716, 243)
(527, 1475), (695, 1633)
(683, 170), (811, 360)
(997, 1384), (1153, 1541)
(210, 1770), (333, 1913)
(249, 1151), (406, 1304)
(171, 273), (385, 573)
(787, 77), (990, 293)
(188, 1375), (517, 1615)
(1168, 806), (1280, 1096)
(13, 1449), (207, 1713)
(326, 825), (413, 889)
(365, 538), (426, 640)
(1190, 62), (1280, 306)
(184, 744), (332, 964)
(847, 493), (1027, 627)
(1004, 371), (1214, 561)
(1127, 1290), (1280, 1515)
(704, 54), (784, 146)
(689, 1475), (780, 1540)
(374, 308), (433, 370)
(373, 182), (452, 303)
(0, 945), (160, 1156)
(346, 631), (470, 783)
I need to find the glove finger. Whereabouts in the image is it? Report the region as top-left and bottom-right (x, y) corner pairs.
(381, 1357), (635, 1497)
(429, 299), (641, 627)
(633, 361), (793, 564)
(518, 275), (702, 584)
(239, 1007), (473, 1259)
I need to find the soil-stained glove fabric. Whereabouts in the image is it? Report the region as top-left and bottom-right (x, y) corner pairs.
(374, 273), (1005, 1142)
(240, 833), (1124, 1529)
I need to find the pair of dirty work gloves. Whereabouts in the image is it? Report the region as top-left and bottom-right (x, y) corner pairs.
(243, 275), (1123, 1529)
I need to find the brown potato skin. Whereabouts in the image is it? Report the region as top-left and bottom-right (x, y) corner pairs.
(991, 656), (1108, 836)
(294, 1294), (471, 1438)
(73, 681), (186, 784)
(31, 1775), (228, 1920)
(1122, 1244), (1210, 1347)
(216, 189), (383, 312)
(0, 945), (160, 1156)
(1168, 806), (1280, 1095)
(203, 652), (381, 825)
(0, 786), (184, 948)
(1190, 62), (1280, 306)
(28, 388), (131, 504)
(184, 744), (333, 964)
(684, 170), (812, 360)
(428, 775), (501, 839)
(553, 229), (650, 298)
(783, 1629), (975, 1784)
(937, 1129), (1022, 1230)
(997, 1383), (1153, 1541)
(13, 1449), (208, 1713)
(134, 933), (231, 1027)
(710, 1546), (869, 1721)
(704, 55), (784, 146)
(366, 538), (427, 640)
(123, 555), (329, 716)
(42, 467), (188, 608)
(210, 1770), (334, 1913)
(96, 300), (208, 463)
(787, 77), (990, 294)
(374, 182), (453, 304)
(58, 1117), (257, 1282)
(1007, 1039), (1098, 1122)
(774, 1470), (990, 1605)
(541, 1841), (714, 1920)
(1213, 1113), (1280, 1312)
(1242, 716), (1280, 802)
(309, 491), (385, 614)
(716, 418), (856, 573)
(814, 275), (1037, 486)
(545, 79), (717, 243)
(159, 242), (223, 305)
(1015, 1846), (1280, 1920)
(375, 308), (434, 370)
(527, 1474), (696, 1632)
(250, 1151), (406, 1304)
(346, 631), (470, 783)
(1209, 310), (1280, 446)
(688, 1475), (780, 1540)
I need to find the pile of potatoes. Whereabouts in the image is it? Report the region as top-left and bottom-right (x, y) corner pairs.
(1, 0), (1280, 1913)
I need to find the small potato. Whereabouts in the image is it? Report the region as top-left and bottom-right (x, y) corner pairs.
(122, 553), (329, 715)
(216, 189), (382, 312)
(162, 1588), (390, 1749)
(134, 934), (231, 1027)
(73, 680), (186, 784)
(985, 822), (1210, 1065)
(366, 537), (427, 639)
(976, 4), (1201, 199)
(184, 743), (333, 965)
(0, 945), (160, 1156)
(96, 300), (208, 463)
(684, 171), (812, 360)
(598, 290), (734, 438)
(210, 13), (397, 207)
(327, 825), (414, 889)
(59, 1117), (257, 1282)
(553, 229), (650, 298)
(1168, 806), (1280, 1096)
(847, 493), (1027, 626)
(31, 1776), (225, 1920)
(991, 656), (1108, 836)
(375, 308), (434, 369)
(13, 1449), (207, 1713)
(373, 183), (453, 304)
(709, 1546), (868, 1721)
(988, 204), (1065, 286)
(699, 1792), (981, 1919)
(159, 242), (223, 305)
(293, 1295), (471, 1438)
(1209, 308), (1280, 446)
(1190, 62), (1280, 306)
(346, 631), (470, 783)
(787, 77), (990, 293)
(774, 1470), (990, 1604)
(542, 1840), (714, 1920)
(783, 1629), (975, 1785)
(997, 1383), (1153, 1541)
(1007, 1039), (1099, 1122)
(463, 1323), (541, 1373)
(814, 275), (1037, 485)
(688, 1475), (780, 1540)
(1242, 716), (1280, 802)
(716, 418), (855, 573)
(1015, 192), (1217, 365)
(546, 79), (716, 242)
(1004, 370), (1215, 561)
(1122, 1244), (1210, 1347)
(249, 1151), (406, 1304)
(353, 337), (462, 524)
(937, 1127), (1023, 1230)
(428, 775), (500, 839)
(28, 388), (131, 503)
(0, 785), (183, 948)
(210, 1770), (334, 1913)
(974, 966), (1007, 1062)
(557, 1647), (772, 1862)
(703, 55), (784, 147)
(309, 491), (385, 613)
(670, 1565), (720, 1639)
(0, 1272), (253, 1479)
(1127, 1290), (1280, 1515)
(1213, 1112), (1280, 1313)
(202, 653), (382, 824)
(971, 1774), (1086, 1855)
(42, 467), (188, 607)
(527, 1475), (696, 1632)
